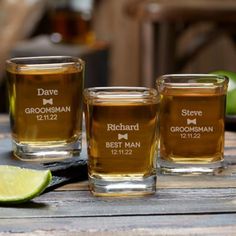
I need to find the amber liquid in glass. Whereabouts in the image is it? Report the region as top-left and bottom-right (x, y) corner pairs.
(160, 89), (226, 164)
(7, 69), (83, 146)
(85, 102), (159, 179)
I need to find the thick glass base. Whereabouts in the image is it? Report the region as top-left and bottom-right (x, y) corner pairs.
(12, 139), (81, 162)
(158, 159), (225, 175)
(89, 174), (156, 197)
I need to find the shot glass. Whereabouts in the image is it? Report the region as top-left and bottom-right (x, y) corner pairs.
(6, 56), (84, 161)
(83, 87), (160, 196)
(156, 74), (228, 175)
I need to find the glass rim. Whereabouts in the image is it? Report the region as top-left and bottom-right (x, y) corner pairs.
(83, 86), (159, 101)
(156, 74), (228, 88)
(6, 56), (85, 73)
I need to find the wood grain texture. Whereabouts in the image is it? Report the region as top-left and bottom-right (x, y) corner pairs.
(1, 214), (236, 235)
(0, 115), (236, 235)
(1, 186), (236, 219)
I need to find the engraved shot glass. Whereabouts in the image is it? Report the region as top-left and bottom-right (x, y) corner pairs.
(84, 87), (160, 196)
(6, 56), (84, 161)
(156, 74), (228, 175)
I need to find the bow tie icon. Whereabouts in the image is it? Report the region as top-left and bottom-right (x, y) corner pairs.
(187, 118), (197, 125)
(43, 98), (53, 105)
(118, 133), (128, 140)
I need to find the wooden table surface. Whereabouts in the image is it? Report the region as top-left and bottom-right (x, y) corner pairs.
(0, 115), (236, 235)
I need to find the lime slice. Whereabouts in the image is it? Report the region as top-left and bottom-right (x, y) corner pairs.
(226, 89), (236, 114)
(0, 165), (52, 204)
(211, 70), (236, 82)
(211, 70), (236, 115)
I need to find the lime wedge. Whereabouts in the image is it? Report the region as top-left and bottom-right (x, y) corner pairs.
(211, 70), (236, 82)
(210, 70), (236, 114)
(0, 165), (52, 204)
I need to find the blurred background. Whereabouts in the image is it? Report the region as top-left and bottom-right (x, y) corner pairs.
(1, 0), (236, 112)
